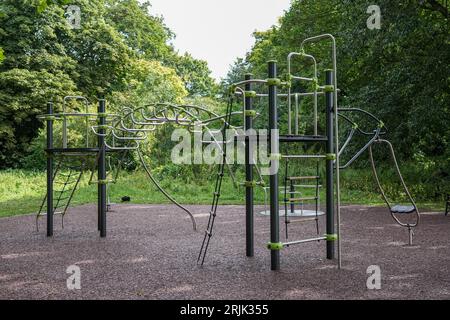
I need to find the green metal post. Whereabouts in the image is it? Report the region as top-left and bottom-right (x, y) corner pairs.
(245, 73), (254, 257)
(46, 102), (54, 237)
(268, 61), (280, 270)
(98, 98), (107, 237)
(325, 70), (335, 259)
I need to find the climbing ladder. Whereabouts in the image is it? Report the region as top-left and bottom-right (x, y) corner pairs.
(36, 156), (87, 231)
(283, 159), (321, 240)
(197, 96), (235, 265)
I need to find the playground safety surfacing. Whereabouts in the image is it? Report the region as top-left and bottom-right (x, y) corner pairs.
(0, 204), (449, 300)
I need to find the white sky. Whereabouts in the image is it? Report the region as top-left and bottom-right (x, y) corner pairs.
(146, 0), (292, 80)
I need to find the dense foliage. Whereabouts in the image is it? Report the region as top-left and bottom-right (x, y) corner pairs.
(222, 0), (449, 197)
(0, 0), (217, 167)
(0, 0), (448, 203)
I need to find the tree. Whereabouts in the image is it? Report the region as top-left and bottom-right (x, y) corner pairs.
(0, 0), (216, 168)
(233, 0), (450, 196)
(110, 59), (187, 108)
(0, 1), (78, 167)
(172, 52), (218, 97)
(105, 0), (174, 61)
(220, 57), (250, 94)
(419, 0), (449, 18)
(242, 0), (449, 159)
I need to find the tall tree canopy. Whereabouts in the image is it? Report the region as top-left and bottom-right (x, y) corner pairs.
(223, 0), (449, 174)
(0, 0), (217, 168)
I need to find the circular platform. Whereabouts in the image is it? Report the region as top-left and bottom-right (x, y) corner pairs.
(259, 209), (325, 217)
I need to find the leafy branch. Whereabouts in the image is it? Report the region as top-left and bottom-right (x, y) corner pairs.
(419, 0), (449, 18)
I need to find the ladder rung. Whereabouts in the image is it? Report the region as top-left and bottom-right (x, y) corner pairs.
(55, 196), (70, 202)
(286, 217), (318, 223)
(282, 155), (326, 159)
(288, 176), (319, 180)
(38, 211), (63, 216)
(294, 185), (322, 188)
(54, 180), (78, 185)
(288, 197), (318, 202)
(284, 236), (327, 247)
(54, 189), (69, 193)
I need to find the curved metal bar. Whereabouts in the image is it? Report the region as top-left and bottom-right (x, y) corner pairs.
(338, 112), (379, 136)
(141, 103), (240, 187)
(287, 52), (318, 135)
(91, 124), (148, 141)
(120, 107), (159, 129)
(235, 86), (247, 128)
(337, 114), (386, 175)
(104, 139), (140, 151)
(339, 128), (381, 169)
(368, 139), (420, 229)
(119, 118), (156, 133)
(137, 148), (197, 231)
(338, 108), (388, 134)
(141, 103), (201, 127)
(232, 79), (268, 87)
(338, 127), (356, 158)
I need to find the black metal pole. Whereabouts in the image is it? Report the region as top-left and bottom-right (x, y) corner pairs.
(325, 70), (335, 259)
(46, 102), (54, 237)
(268, 61), (280, 270)
(290, 180), (295, 214)
(245, 73), (254, 257)
(98, 98), (107, 237)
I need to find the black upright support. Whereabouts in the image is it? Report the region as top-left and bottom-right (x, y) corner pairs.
(290, 180), (295, 214)
(245, 73), (254, 257)
(98, 98), (107, 237)
(46, 102), (54, 237)
(325, 70), (335, 260)
(268, 61), (280, 271)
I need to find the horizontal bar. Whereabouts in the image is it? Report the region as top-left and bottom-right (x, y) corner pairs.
(235, 89), (340, 98)
(292, 76), (314, 81)
(301, 33), (336, 45)
(38, 113), (119, 118)
(287, 176), (319, 180)
(279, 135), (328, 143)
(294, 185), (323, 188)
(233, 79), (268, 87)
(282, 155), (326, 159)
(284, 236), (327, 247)
(37, 211), (63, 216)
(288, 197), (318, 202)
(287, 218), (318, 223)
(46, 148), (118, 153)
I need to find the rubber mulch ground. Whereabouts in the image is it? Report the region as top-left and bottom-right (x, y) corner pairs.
(0, 204), (449, 300)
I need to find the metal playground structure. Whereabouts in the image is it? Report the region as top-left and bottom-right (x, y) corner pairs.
(37, 35), (420, 271)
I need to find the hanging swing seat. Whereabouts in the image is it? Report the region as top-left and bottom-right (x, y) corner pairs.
(369, 139), (420, 245)
(390, 205), (416, 214)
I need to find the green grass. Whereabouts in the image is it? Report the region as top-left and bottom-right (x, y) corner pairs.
(0, 168), (445, 218)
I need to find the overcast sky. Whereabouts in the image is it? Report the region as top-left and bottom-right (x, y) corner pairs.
(146, 0), (292, 80)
